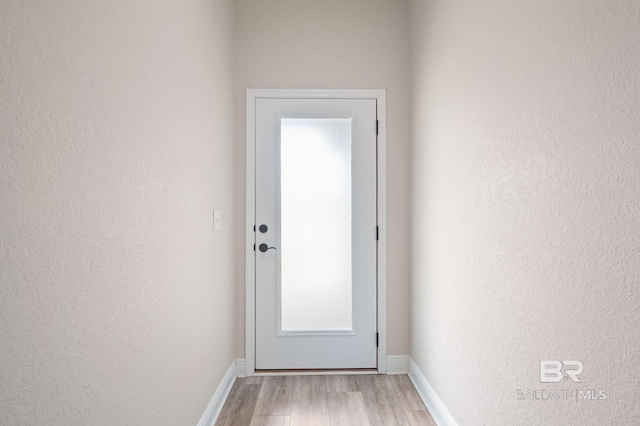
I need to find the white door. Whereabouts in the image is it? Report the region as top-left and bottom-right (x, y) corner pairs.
(254, 98), (378, 369)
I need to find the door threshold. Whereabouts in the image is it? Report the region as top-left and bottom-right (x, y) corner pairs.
(253, 368), (378, 376)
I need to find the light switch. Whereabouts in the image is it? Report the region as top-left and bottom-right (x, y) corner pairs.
(213, 210), (221, 231)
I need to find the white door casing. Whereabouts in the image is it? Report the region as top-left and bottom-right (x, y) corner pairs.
(245, 89), (387, 374)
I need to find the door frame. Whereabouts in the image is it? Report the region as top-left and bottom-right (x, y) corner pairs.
(245, 89), (387, 376)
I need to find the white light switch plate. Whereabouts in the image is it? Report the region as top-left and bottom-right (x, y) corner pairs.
(213, 210), (221, 231)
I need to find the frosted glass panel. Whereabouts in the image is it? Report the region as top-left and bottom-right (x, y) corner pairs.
(280, 118), (353, 331)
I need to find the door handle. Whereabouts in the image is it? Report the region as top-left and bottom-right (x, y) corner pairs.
(259, 243), (276, 253)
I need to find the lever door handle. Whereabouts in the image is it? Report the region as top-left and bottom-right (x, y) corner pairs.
(259, 243), (276, 253)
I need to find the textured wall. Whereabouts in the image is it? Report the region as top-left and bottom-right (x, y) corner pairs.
(233, 0), (412, 359)
(410, 0), (640, 424)
(0, 0), (235, 425)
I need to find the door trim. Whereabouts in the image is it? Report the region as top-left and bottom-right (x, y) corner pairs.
(245, 89), (387, 376)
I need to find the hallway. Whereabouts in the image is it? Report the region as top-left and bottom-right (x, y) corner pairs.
(215, 375), (436, 426)
(2, 0), (639, 424)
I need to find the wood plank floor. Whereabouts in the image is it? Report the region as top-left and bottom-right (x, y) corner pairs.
(215, 375), (436, 426)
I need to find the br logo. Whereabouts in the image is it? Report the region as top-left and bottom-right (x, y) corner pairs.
(540, 360), (583, 383)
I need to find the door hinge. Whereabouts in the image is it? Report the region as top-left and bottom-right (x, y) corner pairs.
(376, 333), (379, 347)
(253, 243), (256, 251)
(376, 120), (379, 135)
(376, 226), (379, 241)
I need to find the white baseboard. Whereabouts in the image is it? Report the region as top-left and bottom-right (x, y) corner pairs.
(235, 358), (246, 378)
(197, 360), (237, 426)
(408, 358), (458, 426)
(386, 355), (410, 374)
(233, 357), (408, 375)
(197, 357), (455, 425)
(199, 357), (454, 425)
(234, 357), (407, 376)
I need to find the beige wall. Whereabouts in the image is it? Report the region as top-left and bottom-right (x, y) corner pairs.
(410, 0), (640, 424)
(0, 0), (235, 424)
(233, 0), (412, 359)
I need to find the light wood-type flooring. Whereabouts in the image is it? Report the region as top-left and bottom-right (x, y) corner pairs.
(215, 374), (437, 426)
